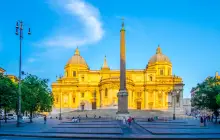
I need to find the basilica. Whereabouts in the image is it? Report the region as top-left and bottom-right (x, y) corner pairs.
(51, 24), (184, 113)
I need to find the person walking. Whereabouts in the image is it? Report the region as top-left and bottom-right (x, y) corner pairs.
(122, 117), (126, 125)
(44, 115), (47, 124)
(127, 117), (132, 128)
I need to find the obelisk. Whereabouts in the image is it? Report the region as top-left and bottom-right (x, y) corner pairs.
(116, 18), (129, 119)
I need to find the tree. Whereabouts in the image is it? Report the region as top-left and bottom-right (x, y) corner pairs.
(0, 73), (17, 123)
(191, 77), (220, 123)
(216, 94), (220, 106)
(21, 74), (53, 123)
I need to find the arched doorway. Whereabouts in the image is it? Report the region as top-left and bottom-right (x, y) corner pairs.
(137, 101), (141, 110)
(80, 102), (85, 111)
(92, 102), (96, 110)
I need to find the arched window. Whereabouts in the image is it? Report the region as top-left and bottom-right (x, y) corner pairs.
(73, 71), (76, 77)
(149, 76), (153, 81)
(73, 97), (75, 103)
(105, 88), (108, 97)
(81, 76), (84, 81)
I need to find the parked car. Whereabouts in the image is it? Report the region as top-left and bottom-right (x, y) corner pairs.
(7, 114), (16, 120)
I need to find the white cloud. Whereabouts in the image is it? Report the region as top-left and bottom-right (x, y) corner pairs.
(27, 58), (36, 63)
(37, 0), (104, 48)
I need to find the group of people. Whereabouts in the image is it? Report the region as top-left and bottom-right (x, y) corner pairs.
(71, 116), (81, 123)
(122, 117), (134, 128)
(200, 114), (220, 126)
(200, 116), (209, 126)
(147, 117), (155, 122)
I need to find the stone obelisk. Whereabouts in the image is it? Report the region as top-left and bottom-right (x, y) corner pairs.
(116, 18), (129, 119)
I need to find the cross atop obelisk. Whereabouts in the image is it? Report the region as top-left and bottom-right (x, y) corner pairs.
(116, 18), (129, 119)
(121, 17), (124, 27)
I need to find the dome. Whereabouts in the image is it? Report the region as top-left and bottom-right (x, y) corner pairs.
(66, 47), (89, 68)
(148, 45), (171, 64)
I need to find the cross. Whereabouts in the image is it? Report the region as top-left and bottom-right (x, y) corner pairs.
(121, 17), (124, 22)
(121, 17), (125, 27)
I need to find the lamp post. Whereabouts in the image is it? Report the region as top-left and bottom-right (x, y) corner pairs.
(15, 21), (31, 127)
(172, 75), (181, 120)
(172, 75), (176, 120)
(59, 84), (62, 120)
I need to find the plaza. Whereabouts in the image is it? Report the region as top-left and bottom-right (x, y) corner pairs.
(0, 110), (220, 139)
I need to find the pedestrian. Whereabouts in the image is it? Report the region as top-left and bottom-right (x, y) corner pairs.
(132, 117), (135, 122)
(44, 115), (47, 124)
(200, 117), (204, 127)
(122, 117), (126, 125)
(127, 117), (132, 128)
(77, 116), (81, 123)
(204, 116), (207, 126)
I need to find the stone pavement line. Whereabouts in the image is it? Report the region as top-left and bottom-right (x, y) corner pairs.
(53, 126), (121, 128)
(133, 121), (154, 135)
(43, 119), (124, 135)
(1, 133), (220, 139)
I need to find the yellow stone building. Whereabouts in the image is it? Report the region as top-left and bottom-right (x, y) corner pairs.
(0, 67), (18, 82)
(51, 25), (184, 113)
(216, 71), (220, 79)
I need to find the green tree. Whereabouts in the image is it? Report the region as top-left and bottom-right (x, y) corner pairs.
(0, 73), (17, 123)
(216, 94), (220, 106)
(21, 74), (53, 123)
(191, 77), (220, 123)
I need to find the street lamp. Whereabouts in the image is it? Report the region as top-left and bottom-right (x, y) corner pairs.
(172, 75), (181, 120)
(172, 75), (176, 120)
(59, 76), (62, 120)
(15, 21), (31, 127)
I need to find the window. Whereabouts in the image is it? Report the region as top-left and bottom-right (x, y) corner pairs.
(149, 76), (153, 81)
(160, 69), (164, 75)
(105, 88), (108, 97)
(81, 93), (84, 98)
(73, 71), (76, 77)
(73, 97), (75, 103)
(176, 95), (179, 103)
(81, 76), (84, 81)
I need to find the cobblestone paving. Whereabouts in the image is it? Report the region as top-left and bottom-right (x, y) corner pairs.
(1, 117), (220, 139)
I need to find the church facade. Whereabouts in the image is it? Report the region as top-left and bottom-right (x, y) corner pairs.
(51, 25), (184, 113)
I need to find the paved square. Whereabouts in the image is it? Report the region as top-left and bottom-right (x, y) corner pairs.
(1, 117), (220, 139)
(43, 118), (123, 135)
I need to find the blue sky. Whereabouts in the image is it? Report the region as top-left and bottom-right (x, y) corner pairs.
(0, 0), (220, 98)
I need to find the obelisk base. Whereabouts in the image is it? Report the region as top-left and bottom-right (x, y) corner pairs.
(116, 90), (130, 120)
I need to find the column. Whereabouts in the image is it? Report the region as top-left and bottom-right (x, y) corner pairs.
(68, 92), (72, 108)
(179, 89), (183, 108)
(153, 90), (156, 108)
(145, 90), (148, 109)
(163, 91), (166, 108)
(76, 91), (80, 110)
(117, 19), (129, 115)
